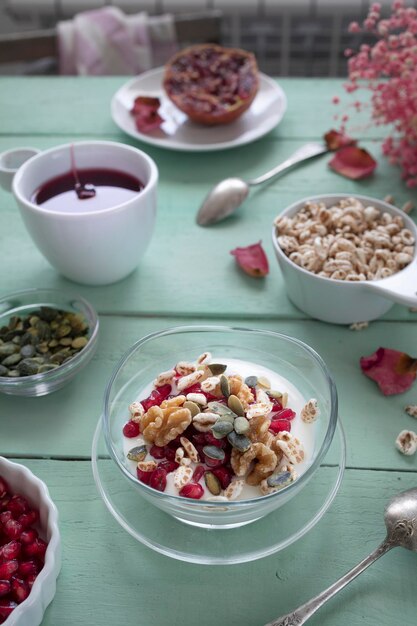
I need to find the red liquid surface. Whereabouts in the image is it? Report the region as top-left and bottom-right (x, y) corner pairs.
(32, 168), (143, 213)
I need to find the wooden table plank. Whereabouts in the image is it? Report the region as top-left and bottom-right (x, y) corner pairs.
(0, 134), (415, 321)
(2, 315), (416, 473)
(0, 77), (383, 141)
(11, 458), (417, 626)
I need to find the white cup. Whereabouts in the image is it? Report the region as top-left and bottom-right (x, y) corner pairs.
(0, 141), (158, 285)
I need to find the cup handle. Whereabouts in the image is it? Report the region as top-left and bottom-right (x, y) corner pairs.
(364, 260), (417, 307)
(0, 147), (41, 193)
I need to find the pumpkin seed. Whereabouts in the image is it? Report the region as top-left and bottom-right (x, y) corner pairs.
(20, 344), (35, 358)
(257, 376), (271, 390)
(208, 363), (227, 376)
(202, 445), (225, 461)
(266, 471), (292, 489)
(183, 401), (200, 417)
(2, 353), (22, 367)
(71, 336), (88, 350)
(38, 364), (59, 374)
(220, 374), (230, 398)
(207, 401), (236, 417)
(233, 416), (249, 434)
(12, 336), (21, 345)
(127, 445), (147, 462)
(6, 369), (20, 377)
(29, 316), (40, 327)
(39, 306), (58, 322)
(211, 420), (234, 437)
(0, 365), (8, 376)
(269, 390), (283, 400)
(0, 343), (18, 357)
(59, 338), (73, 347)
(228, 394), (244, 416)
(244, 375), (258, 388)
(205, 472), (221, 496)
(17, 358), (40, 376)
(227, 431), (252, 452)
(56, 324), (71, 338)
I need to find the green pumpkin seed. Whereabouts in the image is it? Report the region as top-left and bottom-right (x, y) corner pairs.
(220, 375), (230, 398)
(208, 363), (227, 376)
(56, 325), (71, 338)
(257, 376), (271, 390)
(39, 306), (58, 322)
(20, 344), (35, 358)
(0, 365), (8, 377)
(29, 316), (40, 327)
(269, 390), (283, 400)
(71, 336), (88, 350)
(205, 471), (221, 496)
(244, 375), (258, 388)
(7, 369), (20, 377)
(207, 401), (236, 417)
(183, 401), (200, 417)
(211, 420), (234, 437)
(202, 445), (225, 461)
(127, 445), (147, 462)
(0, 343), (18, 357)
(227, 431), (252, 452)
(228, 394), (244, 417)
(233, 416), (249, 434)
(12, 336), (22, 346)
(2, 353), (22, 367)
(17, 358), (40, 376)
(38, 364), (59, 374)
(266, 471), (292, 489)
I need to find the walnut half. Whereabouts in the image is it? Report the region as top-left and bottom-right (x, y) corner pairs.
(141, 405), (192, 447)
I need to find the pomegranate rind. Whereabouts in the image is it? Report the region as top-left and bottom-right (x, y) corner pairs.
(163, 44), (259, 126)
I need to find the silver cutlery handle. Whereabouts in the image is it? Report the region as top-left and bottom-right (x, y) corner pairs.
(248, 143), (327, 187)
(265, 540), (392, 626)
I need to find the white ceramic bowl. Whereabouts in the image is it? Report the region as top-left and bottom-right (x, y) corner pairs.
(272, 193), (417, 324)
(0, 457), (61, 626)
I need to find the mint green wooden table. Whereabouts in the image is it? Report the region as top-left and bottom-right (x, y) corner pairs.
(0, 77), (416, 626)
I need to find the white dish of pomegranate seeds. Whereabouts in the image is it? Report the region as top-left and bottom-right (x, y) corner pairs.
(101, 326), (339, 533)
(0, 457), (60, 626)
(111, 68), (287, 152)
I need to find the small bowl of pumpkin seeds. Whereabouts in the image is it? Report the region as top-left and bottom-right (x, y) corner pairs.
(0, 288), (99, 396)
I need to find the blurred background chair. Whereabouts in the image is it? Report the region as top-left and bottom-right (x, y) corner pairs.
(0, 0), (400, 76)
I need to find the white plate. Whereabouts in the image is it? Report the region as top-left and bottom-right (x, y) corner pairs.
(111, 67), (287, 152)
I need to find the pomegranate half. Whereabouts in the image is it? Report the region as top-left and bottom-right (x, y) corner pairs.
(163, 44), (259, 126)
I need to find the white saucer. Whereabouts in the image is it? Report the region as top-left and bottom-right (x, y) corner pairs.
(111, 67), (287, 152)
(92, 419), (346, 564)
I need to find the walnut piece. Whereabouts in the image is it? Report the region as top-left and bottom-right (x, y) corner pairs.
(141, 405), (192, 446)
(231, 442), (278, 486)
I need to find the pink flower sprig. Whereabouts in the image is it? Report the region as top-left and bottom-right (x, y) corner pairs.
(341, 1), (417, 187)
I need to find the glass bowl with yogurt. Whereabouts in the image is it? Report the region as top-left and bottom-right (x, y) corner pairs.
(102, 326), (338, 528)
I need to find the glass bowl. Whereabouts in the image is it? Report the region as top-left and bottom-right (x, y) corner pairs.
(102, 325), (338, 529)
(0, 288), (99, 397)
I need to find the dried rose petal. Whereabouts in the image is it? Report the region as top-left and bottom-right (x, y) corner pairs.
(230, 241), (269, 277)
(329, 146), (377, 179)
(130, 96), (164, 133)
(324, 129), (356, 151)
(360, 347), (417, 396)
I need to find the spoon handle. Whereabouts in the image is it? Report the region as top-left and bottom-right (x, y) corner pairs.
(247, 143), (327, 187)
(264, 540), (392, 626)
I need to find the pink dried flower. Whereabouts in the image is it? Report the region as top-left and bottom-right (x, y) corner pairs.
(360, 347), (417, 395)
(343, 0), (417, 186)
(230, 241), (269, 277)
(328, 145), (377, 179)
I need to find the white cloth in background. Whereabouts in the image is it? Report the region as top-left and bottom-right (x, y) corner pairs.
(57, 6), (178, 75)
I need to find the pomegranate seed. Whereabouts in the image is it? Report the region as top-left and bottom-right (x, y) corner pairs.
(0, 560), (18, 580)
(269, 419), (292, 434)
(18, 560), (39, 578)
(272, 408), (296, 421)
(204, 432), (226, 448)
(212, 467), (232, 489)
(18, 510), (39, 528)
(141, 385), (171, 411)
(11, 577), (29, 603)
(163, 447), (176, 462)
(149, 445), (165, 459)
(24, 538), (47, 559)
(269, 396), (283, 411)
(3, 519), (23, 540)
(191, 433), (206, 446)
(149, 468), (167, 492)
(7, 496), (28, 518)
(0, 512), (12, 525)
(192, 465), (206, 483)
(0, 581), (10, 598)
(0, 599), (17, 619)
(26, 573), (37, 589)
(0, 479), (9, 499)
(136, 467), (152, 485)
(182, 383), (202, 395)
(1, 541), (21, 560)
(0, 496), (10, 511)
(20, 529), (38, 545)
(158, 460), (178, 473)
(122, 421), (140, 438)
(179, 483), (204, 499)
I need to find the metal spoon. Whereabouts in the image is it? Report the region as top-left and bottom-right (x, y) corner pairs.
(196, 142), (328, 226)
(265, 487), (417, 626)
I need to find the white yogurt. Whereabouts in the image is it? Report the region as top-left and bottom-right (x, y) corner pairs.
(123, 357), (316, 500)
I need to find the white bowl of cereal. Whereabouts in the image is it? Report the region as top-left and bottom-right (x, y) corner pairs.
(272, 194), (417, 324)
(102, 325), (338, 528)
